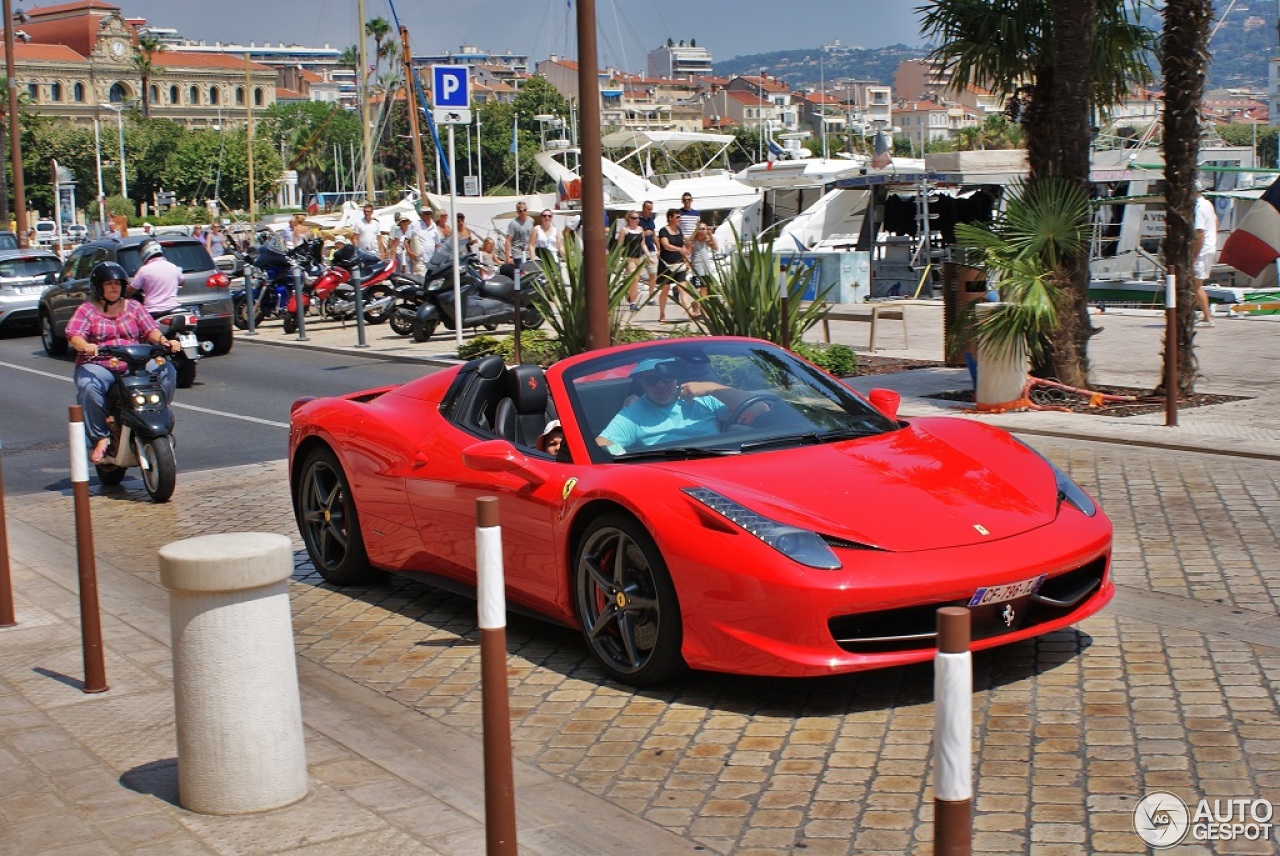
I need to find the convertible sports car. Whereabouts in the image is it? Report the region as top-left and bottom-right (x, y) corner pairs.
(289, 336), (1113, 685)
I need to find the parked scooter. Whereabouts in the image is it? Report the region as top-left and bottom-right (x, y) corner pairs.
(91, 343), (180, 503)
(411, 250), (544, 342)
(297, 247), (397, 326)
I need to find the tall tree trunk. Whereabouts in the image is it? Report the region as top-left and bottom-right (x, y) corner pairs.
(141, 72), (150, 119)
(1162, 0), (1212, 395)
(1043, 0), (1097, 389)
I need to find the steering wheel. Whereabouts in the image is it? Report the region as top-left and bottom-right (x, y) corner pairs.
(721, 393), (784, 431)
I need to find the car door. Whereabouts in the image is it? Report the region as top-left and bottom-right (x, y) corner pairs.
(44, 247), (99, 335)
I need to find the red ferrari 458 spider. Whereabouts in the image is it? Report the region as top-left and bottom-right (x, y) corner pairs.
(289, 336), (1113, 685)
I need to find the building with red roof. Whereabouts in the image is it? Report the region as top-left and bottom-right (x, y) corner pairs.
(6, 0), (277, 128)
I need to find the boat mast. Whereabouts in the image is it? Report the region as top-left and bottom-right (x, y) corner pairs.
(400, 25), (427, 201)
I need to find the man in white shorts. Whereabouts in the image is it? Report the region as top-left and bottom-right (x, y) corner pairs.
(1192, 183), (1218, 327)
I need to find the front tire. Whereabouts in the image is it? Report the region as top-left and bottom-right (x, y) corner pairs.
(520, 305), (544, 330)
(139, 436), (176, 503)
(574, 514), (685, 686)
(389, 308), (415, 336)
(41, 311), (67, 356)
(412, 316), (438, 343)
(282, 313), (297, 334)
(234, 294), (264, 330)
(294, 446), (379, 585)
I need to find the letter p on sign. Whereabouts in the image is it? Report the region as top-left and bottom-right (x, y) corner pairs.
(432, 65), (470, 109)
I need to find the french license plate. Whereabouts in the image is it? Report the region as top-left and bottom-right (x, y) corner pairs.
(178, 333), (198, 348)
(969, 574), (1046, 607)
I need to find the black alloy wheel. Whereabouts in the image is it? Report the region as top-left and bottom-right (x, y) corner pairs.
(573, 514), (685, 686)
(294, 447), (379, 585)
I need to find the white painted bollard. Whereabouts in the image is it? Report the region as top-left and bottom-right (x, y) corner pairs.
(159, 533), (307, 814)
(933, 606), (972, 855)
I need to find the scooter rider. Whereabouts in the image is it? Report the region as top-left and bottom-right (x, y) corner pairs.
(128, 239), (183, 315)
(66, 262), (181, 464)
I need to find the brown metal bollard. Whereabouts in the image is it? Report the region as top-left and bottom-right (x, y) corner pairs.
(476, 496), (517, 856)
(934, 606), (971, 856)
(68, 406), (108, 693)
(0, 438), (15, 627)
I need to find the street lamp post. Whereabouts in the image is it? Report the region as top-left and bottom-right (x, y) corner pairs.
(92, 118), (105, 235)
(100, 102), (126, 200)
(3, 0), (27, 245)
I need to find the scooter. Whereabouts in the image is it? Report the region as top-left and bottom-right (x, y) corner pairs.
(411, 252), (544, 343)
(151, 310), (202, 388)
(92, 343), (180, 503)
(290, 248), (396, 326)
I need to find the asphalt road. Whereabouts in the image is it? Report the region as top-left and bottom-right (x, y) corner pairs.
(0, 327), (437, 496)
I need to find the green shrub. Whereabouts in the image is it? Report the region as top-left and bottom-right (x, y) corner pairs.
(792, 341), (858, 376)
(530, 233), (638, 356)
(614, 325), (656, 344)
(456, 330), (561, 365)
(457, 335), (502, 361)
(687, 232), (828, 345)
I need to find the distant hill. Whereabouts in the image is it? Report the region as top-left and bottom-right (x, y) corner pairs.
(713, 3), (1277, 93)
(714, 44), (926, 90)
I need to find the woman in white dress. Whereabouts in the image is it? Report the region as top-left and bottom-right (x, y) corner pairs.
(531, 209), (560, 264)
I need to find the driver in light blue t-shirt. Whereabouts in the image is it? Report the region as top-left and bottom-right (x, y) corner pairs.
(596, 357), (758, 454)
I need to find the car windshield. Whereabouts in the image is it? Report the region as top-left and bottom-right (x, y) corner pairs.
(564, 340), (900, 464)
(0, 256), (60, 278)
(117, 241), (213, 276)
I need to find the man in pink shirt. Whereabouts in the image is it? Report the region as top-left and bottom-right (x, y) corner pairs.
(128, 240), (183, 314)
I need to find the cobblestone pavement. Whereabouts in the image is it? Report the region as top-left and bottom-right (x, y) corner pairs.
(5, 433), (1278, 855)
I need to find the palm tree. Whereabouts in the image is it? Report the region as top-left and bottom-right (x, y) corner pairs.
(339, 44), (359, 73)
(365, 17), (391, 77)
(132, 35), (166, 119)
(1162, 0), (1213, 395)
(918, 0), (1153, 388)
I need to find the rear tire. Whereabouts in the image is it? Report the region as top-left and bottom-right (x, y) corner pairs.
(95, 464), (126, 486)
(294, 446), (380, 585)
(207, 329), (234, 356)
(175, 359), (197, 389)
(521, 306), (544, 329)
(362, 284), (394, 324)
(41, 311), (67, 356)
(139, 436), (176, 503)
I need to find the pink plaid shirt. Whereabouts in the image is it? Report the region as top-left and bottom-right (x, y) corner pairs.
(65, 300), (159, 370)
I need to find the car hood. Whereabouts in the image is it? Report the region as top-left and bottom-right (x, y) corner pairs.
(654, 421), (1058, 552)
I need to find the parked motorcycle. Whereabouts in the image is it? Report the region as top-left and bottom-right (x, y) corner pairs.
(234, 238), (323, 329)
(410, 251), (544, 343)
(91, 343), (180, 503)
(292, 248), (396, 328)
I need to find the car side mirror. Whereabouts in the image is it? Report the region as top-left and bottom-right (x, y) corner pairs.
(867, 388), (901, 421)
(44, 272), (57, 284)
(462, 439), (549, 485)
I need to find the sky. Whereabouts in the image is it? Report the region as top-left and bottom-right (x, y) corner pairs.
(111, 0), (925, 70)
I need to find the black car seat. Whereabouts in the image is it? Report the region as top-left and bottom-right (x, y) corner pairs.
(494, 365), (549, 447)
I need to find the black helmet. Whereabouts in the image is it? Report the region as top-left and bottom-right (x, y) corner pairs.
(89, 261), (129, 299)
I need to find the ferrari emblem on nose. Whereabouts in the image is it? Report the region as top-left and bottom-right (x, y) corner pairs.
(1002, 604), (1015, 626)
(974, 524), (990, 536)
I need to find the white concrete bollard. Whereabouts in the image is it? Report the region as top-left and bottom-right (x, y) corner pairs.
(158, 532), (307, 815)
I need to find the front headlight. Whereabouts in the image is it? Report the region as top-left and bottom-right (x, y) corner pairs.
(683, 487), (842, 569)
(1017, 440), (1097, 517)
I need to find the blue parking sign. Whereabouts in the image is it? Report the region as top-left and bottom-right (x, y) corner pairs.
(432, 66), (469, 109)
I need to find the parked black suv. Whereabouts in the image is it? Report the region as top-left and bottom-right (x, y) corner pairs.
(39, 235), (234, 357)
